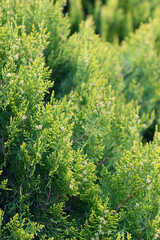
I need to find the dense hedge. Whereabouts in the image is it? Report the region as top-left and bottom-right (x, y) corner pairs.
(0, 0), (160, 239)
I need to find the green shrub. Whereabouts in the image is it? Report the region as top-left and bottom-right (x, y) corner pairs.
(0, 1), (160, 239)
(119, 19), (160, 141)
(0, 0), (70, 95)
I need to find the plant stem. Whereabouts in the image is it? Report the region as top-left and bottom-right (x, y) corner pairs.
(72, 121), (100, 144)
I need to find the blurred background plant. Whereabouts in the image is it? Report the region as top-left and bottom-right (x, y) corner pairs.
(65, 0), (160, 44)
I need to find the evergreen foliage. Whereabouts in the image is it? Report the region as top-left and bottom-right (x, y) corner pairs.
(67, 0), (160, 43)
(0, 0), (160, 239)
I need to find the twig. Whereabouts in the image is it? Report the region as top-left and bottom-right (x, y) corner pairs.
(43, 187), (52, 209)
(113, 188), (140, 215)
(97, 150), (118, 167)
(136, 227), (146, 240)
(96, 156), (111, 167)
(50, 195), (62, 203)
(29, 178), (49, 195)
(25, 158), (33, 181)
(43, 191), (63, 210)
(136, 198), (159, 240)
(2, 136), (5, 156)
(44, 194), (63, 209)
(121, 66), (130, 78)
(72, 121), (100, 144)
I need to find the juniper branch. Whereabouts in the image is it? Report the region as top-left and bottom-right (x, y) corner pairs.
(72, 121), (100, 144)
(43, 187), (52, 209)
(113, 187), (140, 214)
(2, 136), (5, 156)
(121, 66), (130, 78)
(136, 227), (146, 240)
(29, 178), (49, 195)
(96, 156), (111, 167)
(136, 198), (159, 240)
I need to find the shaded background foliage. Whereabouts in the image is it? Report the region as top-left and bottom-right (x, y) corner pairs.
(64, 0), (160, 43)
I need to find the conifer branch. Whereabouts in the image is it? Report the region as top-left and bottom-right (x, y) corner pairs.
(96, 150), (117, 167)
(43, 192), (63, 209)
(29, 178), (49, 195)
(44, 194), (63, 209)
(72, 121), (100, 144)
(121, 66), (130, 78)
(25, 158), (33, 181)
(136, 227), (146, 240)
(50, 194), (63, 204)
(114, 188), (140, 214)
(136, 198), (159, 240)
(2, 136), (5, 157)
(43, 187), (52, 209)
(96, 156), (111, 167)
